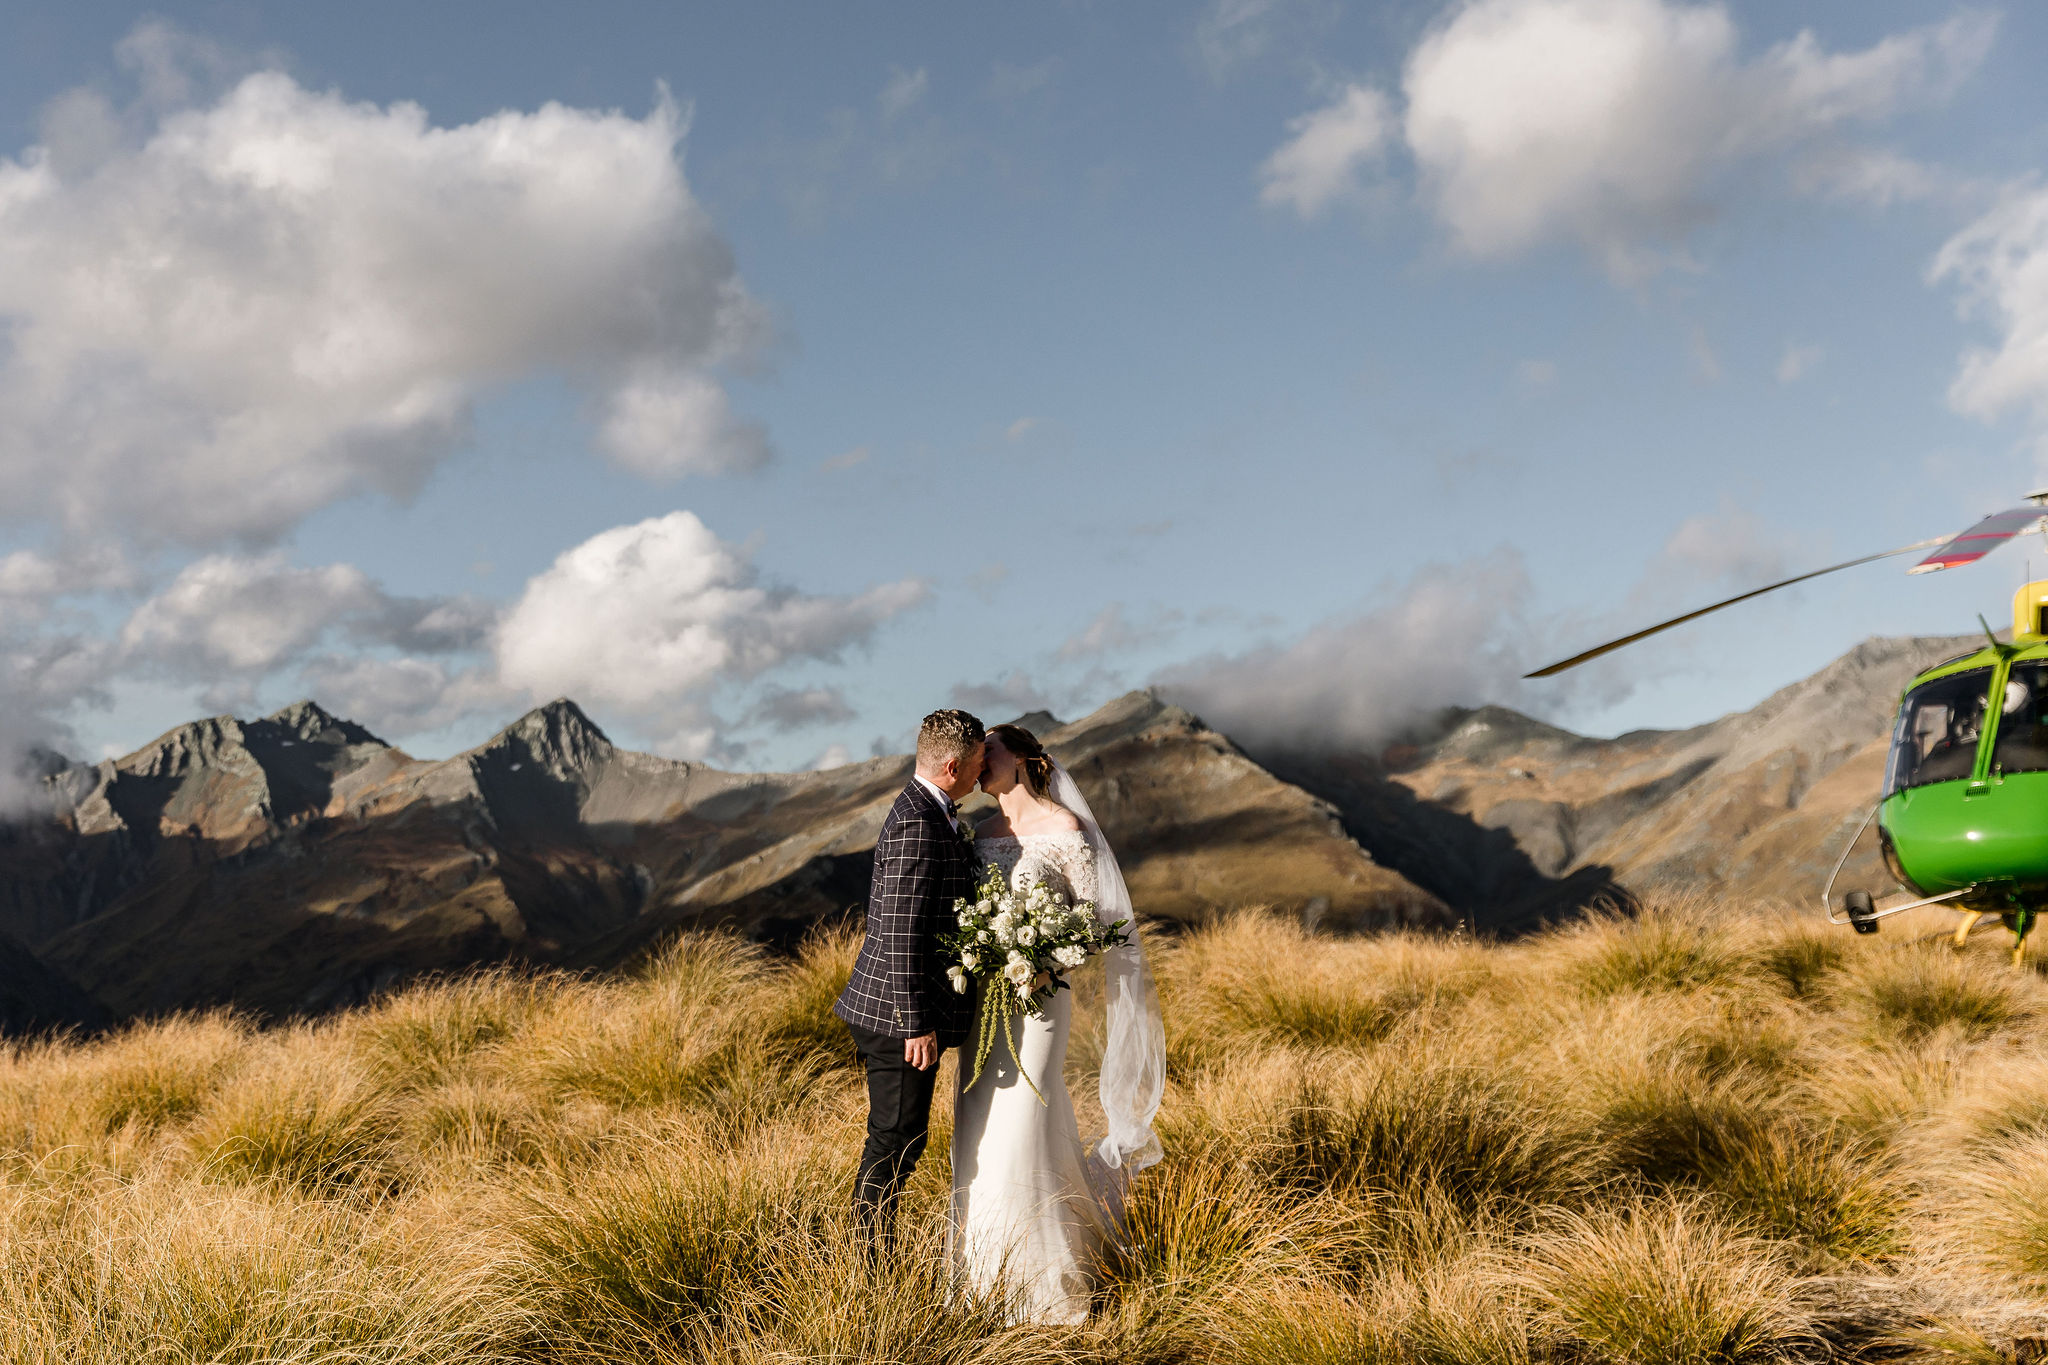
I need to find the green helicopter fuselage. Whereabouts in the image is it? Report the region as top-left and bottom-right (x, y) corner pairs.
(1880, 631), (2048, 903)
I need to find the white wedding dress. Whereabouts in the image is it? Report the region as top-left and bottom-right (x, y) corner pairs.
(951, 830), (1107, 1325)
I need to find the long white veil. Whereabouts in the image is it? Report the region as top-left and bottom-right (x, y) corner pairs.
(1048, 760), (1165, 1173)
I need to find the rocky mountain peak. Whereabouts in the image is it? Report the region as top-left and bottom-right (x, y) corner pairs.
(488, 699), (614, 778)
(119, 715), (257, 779)
(264, 700), (385, 749)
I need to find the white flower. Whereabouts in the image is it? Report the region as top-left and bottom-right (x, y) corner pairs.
(976, 899), (992, 914)
(946, 966), (968, 994)
(1054, 945), (1086, 969)
(1016, 925), (1038, 947)
(961, 951), (980, 971)
(1003, 957), (1033, 986)
(976, 929), (991, 944)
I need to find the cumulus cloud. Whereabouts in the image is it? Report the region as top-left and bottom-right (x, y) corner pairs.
(1264, 1), (1993, 279)
(116, 552), (494, 710)
(0, 53), (771, 545)
(1258, 85), (1393, 217)
(1934, 184), (2048, 445)
(1156, 552), (1545, 751)
(494, 511), (927, 756)
(1403, 0), (1992, 276)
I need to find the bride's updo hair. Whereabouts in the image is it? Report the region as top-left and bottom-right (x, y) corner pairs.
(989, 723), (1057, 797)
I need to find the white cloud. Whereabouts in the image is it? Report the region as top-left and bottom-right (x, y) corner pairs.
(295, 655), (506, 740)
(820, 444), (871, 473)
(1157, 551), (1548, 750)
(1776, 342), (1825, 383)
(1652, 504), (1790, 588)
(1004, 417), (1040, 442)
(807, 743), (854, 771)
(494, 511), (927, 755)
(1934, 184), (2048, 445)
(950, 669), (1052, 720)
(1258, 85), (1393, 218)
(0, 49), (770, 545)
(1264, 1), (1994, 279)
(113, 551), (495, 712)
(598, 368), (771, 477)
(748, 684), (858, 732)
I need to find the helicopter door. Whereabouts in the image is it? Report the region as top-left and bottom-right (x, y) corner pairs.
(1991, 662), (2048, 777)
(1886, 667), (1994, 796)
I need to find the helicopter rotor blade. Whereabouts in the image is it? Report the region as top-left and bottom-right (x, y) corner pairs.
(1523, 536), (1951, 679)
(1908, 506), (2048, 574)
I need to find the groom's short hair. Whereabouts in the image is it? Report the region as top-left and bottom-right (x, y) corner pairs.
(917, 709), (985, 769)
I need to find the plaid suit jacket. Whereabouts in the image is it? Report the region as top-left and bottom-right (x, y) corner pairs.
(834, 780), (977, 1046)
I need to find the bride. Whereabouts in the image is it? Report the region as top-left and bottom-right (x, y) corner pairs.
(950, 722), (1165, 1324)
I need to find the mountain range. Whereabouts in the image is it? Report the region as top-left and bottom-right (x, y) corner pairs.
(0, 633), (1976, 1032)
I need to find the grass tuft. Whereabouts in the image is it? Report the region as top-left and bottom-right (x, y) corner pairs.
(1, 898), (2045, 1357)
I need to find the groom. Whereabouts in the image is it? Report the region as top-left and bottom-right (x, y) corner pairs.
(834, 708), (986, 1253)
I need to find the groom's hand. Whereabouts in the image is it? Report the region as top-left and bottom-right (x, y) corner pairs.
(904, 1032), (939, 1070)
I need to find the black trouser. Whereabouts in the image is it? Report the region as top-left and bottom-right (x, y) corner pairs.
(849, 1023), (943, 1253)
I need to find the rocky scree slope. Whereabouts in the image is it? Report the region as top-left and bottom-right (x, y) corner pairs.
(1256, 633), (1981, 933)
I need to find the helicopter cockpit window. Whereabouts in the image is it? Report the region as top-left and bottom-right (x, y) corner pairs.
(1992, 662), (2048, 778)
(1885, 667), (1992, 796)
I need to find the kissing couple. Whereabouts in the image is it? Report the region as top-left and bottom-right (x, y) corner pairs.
(833, 709), (1166, 1324)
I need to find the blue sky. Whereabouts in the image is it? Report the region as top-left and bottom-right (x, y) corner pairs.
(0, 1), (2045, 770)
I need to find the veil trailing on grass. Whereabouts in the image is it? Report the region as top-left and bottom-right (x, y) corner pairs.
(1048, 760), (1165, 1173)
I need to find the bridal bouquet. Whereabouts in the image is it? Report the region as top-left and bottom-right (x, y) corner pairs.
(942, 863), (1131, 1099)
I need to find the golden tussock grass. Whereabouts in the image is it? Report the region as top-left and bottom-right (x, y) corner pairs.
(4, 902), (2048, 1362)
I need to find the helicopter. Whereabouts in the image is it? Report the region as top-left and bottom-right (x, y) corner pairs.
(1527, 492), (2048, 962)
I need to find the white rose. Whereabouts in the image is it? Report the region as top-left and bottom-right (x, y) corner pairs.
(1016, 925), (1037, 947)
(961, 951), (979, 971)
(977, 899), (992, 914)
(1004, 957), (1033, 986)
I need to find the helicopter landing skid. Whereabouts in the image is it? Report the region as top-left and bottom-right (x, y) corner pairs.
(1824, 886), (1971, 930)
(1821, 801), (1974, 930)
(1821, 804), (2037, 960)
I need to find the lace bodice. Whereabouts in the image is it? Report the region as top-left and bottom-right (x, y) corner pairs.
(975, 830), (1100, 908)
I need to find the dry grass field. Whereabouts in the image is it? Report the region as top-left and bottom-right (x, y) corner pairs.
(5, 900), (2048, 1363)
